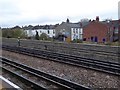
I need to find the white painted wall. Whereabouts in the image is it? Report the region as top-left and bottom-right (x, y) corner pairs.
(25, 29), (55, 37)
(71, 28), (83, 41)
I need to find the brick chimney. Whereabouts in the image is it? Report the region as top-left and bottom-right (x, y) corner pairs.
(66, 18), (70, 23)
(96, 16), (99, 22)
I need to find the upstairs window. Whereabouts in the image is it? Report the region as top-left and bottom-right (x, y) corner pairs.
(76, 29), (78, 33)
(73, 28), (75, 33)
(53, 30), (55, 34)
(79, 28), (83, 34)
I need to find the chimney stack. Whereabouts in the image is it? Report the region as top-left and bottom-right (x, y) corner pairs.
(96, 16), (99, 22)
(66, 18), (70, 23)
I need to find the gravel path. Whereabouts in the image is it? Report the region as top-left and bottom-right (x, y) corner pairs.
(2, 50), (120, 89)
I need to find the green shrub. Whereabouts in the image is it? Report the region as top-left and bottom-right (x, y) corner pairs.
(71, 39), (83, 43)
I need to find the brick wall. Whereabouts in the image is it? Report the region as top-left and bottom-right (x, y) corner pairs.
(83, 21), (108, 43)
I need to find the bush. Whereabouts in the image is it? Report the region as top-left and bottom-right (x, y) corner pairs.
(71, 39), (83, 43)
(39, 33), (48, 40)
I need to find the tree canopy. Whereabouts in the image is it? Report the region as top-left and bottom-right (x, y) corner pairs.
(2, 27), (27, 38)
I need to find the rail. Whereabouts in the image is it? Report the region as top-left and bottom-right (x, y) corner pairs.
(2, 45), (120, 76)
(1, 56), (91, 90)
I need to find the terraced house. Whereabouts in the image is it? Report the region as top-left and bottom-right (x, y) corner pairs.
(55, 19), (88, 42)
(83, 17), (120, 43)
(25, 25), (55, 38)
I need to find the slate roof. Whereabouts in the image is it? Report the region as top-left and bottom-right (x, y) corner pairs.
(79, 21), (90, 28)
(61, 22), (81, 28)
(82, 19), (119, 29)
(102, 20), (119, 28)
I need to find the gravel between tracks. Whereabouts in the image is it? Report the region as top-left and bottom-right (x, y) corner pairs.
(2, 50), (120, 89)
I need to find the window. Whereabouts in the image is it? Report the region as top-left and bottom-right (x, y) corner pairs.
(83, 38), (86, 41)
(76, 29), (78, 33)
(76, 35), (78, 39)
(91, 37), (93, 42)
(63, 29), (65, 31)
(114, 29), (118, 34)
(73, 34), (76, 39)
(102, 38), (105, 42)
(79, 34), (82, 39)
(73, 28), (75, 33)
(53, 30), (55, 34)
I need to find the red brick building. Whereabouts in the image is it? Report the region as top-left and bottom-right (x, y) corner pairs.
(83, 17), (119, 43)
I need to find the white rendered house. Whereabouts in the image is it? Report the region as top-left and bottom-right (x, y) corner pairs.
(25, 29), (55, 38)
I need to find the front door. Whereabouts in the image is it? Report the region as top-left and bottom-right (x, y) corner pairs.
(94, 36), (98, 42)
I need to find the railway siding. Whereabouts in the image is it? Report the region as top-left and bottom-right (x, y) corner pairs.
(1, 57), (90, 90)
(2, 50), (119, 89)
(2, 38), (120, 63)
(2, 45), (120, 76)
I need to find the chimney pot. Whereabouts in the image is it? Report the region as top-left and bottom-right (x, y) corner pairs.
(96, 16), (99, 21)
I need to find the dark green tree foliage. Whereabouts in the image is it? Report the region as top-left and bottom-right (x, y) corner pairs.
(2, 26), (27, 38)
(35, 31), (39, 40)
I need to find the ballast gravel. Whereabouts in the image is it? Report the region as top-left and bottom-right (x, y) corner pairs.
(2, 50), (120, 89)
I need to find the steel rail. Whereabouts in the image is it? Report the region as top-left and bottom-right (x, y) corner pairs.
(2, 38), (119, 54)
(1, 67), (47, 90)
(1, 60), (72, 90)
(1, 57), (91, 90)
(2, 45), (120, 76)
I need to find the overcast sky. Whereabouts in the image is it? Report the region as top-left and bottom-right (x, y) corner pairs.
(0, 0), (119, 28)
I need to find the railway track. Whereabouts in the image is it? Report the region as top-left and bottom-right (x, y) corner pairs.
(21, 41), (119, 55)
(2, 38), (119, 54)
(2, 45), (120, 76)
(1, 57), (90, 90)
(2, 38), (119, 63)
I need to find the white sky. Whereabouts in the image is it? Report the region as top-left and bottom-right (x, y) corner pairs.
(0, 0), (119, 28)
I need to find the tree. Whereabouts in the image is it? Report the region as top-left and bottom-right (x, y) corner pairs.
(12, 29), (23, 38)
(35, 31), (39, 40)
(2, 28), (27, 38)
(39, 33), (48, 40)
